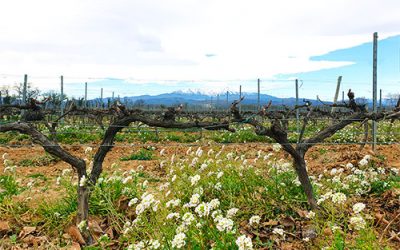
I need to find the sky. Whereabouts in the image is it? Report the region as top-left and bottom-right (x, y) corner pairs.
(0, 0), (399, 99)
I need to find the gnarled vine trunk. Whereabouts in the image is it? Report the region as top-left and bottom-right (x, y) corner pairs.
(291, 151), (318, 209)
(77, 181), (93, 245)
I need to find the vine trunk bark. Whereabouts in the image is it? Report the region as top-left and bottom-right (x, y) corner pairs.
(77, 182), (93, 245)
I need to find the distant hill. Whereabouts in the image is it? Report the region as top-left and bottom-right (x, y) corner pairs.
(93, 90), (324, 107)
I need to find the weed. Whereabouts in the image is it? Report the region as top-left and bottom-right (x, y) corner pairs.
(0, 175), (24, 203)
(120, 149), (153, 161)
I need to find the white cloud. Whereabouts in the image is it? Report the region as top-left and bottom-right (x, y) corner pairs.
(0, 0), (399, 94)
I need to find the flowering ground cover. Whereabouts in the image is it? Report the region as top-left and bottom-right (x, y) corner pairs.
(0, 143), (399, 249)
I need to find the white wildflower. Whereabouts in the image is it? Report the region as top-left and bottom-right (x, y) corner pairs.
(79, 175), (87, 187)
(166, 212), (180, 220)
(182, 212), (195, 226)
(331, 192), (346, 204)
(249, 215), (261, 227)
(352, 202), (366, 214)
(306, 211), (315, 219)
(345, 163), (354, 169)
(2, 153), (9, 160)
(123, 176), (132, 184)
(158, 182), (170, 191)
(133, 241), (145, 250)
(208, 198), (220, 210)
(227, 208), (239, 218)
(190, 175), (201, 186)
(212, 210), (222, 219)
(160, 148), (165, 156)
(272, 227), (285, 236)
(149, 239), (161, 249)
(171, 175), (177, 182)
(200, 163), (208, 171)
(187, 193), (200, 207)
(77, 220), (88, 231)
(190, 157), (198, 166)
(159, 160), (166, 168)
(56, 176), (61, 185)
(214, 182), (222, 190)
(84, 147), (93, 155)
(135, 203), (146, 215)
(272, 143), (282, 152)
(195, 147), (203, 157)
(166, 199), (181, 208)
(216, 217), (234, 232)
(4, 165), (16, 173)
(193, 187), (204, 195)
(292, 177), (301, 186)
(195, 202), (211, 217)
(264, 153), (273, 160)
(152, 200), (160, 212)
(349, 215), (366, 230)
(331, 225), (341, 232)
(235, 235), (253, 250)
(135, 193), (156, 215)
(358, 158), (368, 167)
(217, 171), (224, 179)
(62, 169), (72, 176)
(171, 233), (186, 249)
(128, 198), (139, 207)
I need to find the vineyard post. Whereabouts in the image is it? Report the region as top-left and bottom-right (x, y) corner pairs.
(379, 89), (382, 109)
(21, 74), (28, 117)
(239, 85), (242, 112)
(331, 76), (342, 114)
(372, 32), (378, 151)
(60, 75), (64, 118)
(226, 91), (229, 107)
(101, 88), (104, 109)
(295, 79), (299, 135)
(216, 94), (219, 110)
(257, 78), (260, 111)
(342, 91), (345, 103)
(84, 82), (88, 108)
(112, 91), (115, 101)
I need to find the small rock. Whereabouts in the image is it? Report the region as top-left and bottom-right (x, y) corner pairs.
(0, 221), (11, 234)
(302, 224), (317, 239)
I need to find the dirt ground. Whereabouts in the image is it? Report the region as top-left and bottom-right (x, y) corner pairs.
(1, 142), (399, 207)
(0, 143), (399, 249)
(1, 143), (399, 179)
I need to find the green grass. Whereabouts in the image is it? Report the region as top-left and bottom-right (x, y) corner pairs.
(0, 175), (24, 203)
(120, 149), (154, 161)
(18, 154), (59, 167)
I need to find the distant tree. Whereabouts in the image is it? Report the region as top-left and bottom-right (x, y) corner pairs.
(0, 86), (16, 104)
(42, 91), (65, 108)
(385, 93), (400, 107)
(14, 82), (40, 100)
(134, 99), (145, 107)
